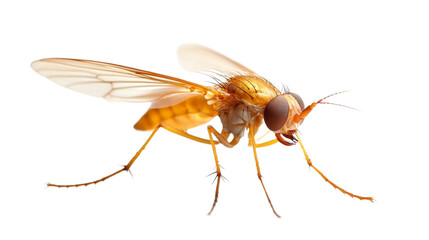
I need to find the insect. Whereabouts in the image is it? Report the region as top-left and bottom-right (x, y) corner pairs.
(32, 44), (373, 217)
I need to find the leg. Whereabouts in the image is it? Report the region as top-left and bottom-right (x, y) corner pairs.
(248, 124), (281, 218)
(256, 139), (278, 148)
(161, 124), (219, 145)
(48, 124), (218, 188)
(207, 126), (240, 215)
(295, 133), (373, 202)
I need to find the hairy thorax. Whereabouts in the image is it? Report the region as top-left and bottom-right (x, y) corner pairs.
(215, 75), (279, 138)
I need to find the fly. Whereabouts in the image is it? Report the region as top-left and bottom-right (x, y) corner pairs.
(31, 44), (373, 217)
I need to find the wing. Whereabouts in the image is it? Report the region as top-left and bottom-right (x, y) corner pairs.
(177, 44), (256, 76)
(31, 58), (218, 102)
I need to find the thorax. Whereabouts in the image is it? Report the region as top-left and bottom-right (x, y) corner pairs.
(217, 75), (279, 138)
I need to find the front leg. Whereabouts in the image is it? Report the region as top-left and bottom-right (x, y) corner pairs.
(295, 133), (374, 202)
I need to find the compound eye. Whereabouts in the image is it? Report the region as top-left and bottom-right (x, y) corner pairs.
(264, 95), (289, 131)
(290, 92), (305, 111)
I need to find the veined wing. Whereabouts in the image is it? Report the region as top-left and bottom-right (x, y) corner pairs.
(177, 44), (256, 76)
(31, 58), (218, 102)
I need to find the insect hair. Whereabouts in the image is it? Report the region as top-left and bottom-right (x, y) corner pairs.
(281, 83), (290, 94)
(203, 71), (233, 92)
(228, 83), (254, 100)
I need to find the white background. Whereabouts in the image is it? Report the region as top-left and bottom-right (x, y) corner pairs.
(1, 0), (428, 239)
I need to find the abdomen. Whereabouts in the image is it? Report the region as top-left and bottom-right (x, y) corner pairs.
(134, 93), (218, 131)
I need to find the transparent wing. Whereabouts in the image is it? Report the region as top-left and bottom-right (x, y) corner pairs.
(177, 44), (256, 76)
(31, 58), (217, 102)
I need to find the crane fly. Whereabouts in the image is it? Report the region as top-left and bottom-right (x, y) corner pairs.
(31, 44), (373, 217)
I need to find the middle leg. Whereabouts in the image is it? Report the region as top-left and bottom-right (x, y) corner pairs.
(207, 125), (240, 215)
(248, 124), (281, 218)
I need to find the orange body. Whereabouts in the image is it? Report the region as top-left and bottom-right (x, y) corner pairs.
(135, 75), (280, 135)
